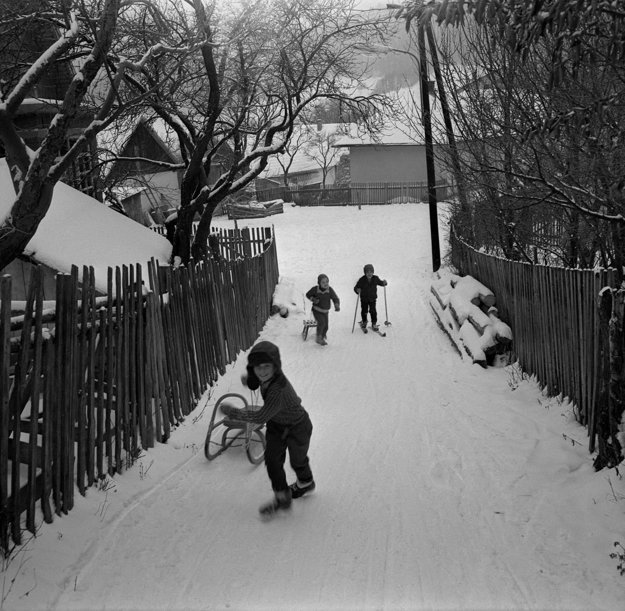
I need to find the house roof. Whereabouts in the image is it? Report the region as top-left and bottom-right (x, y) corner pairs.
(261, 123), (352, 180)
(98, 116), (183, 174)
(0, 158), (172, 293)
(334, 85), (449, 147)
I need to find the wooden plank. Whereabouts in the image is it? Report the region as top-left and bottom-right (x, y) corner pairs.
(114, 267), (124, 472)
(76, 267), (89, 495)
(106, 269), (115, 475)
(0, 275), (12, 551)
(146, 262), (163, 443)
(65, 267), (79, 512)
(40, 331), (53, 524)
(53, 273), (65, 515)
(135, 265), (147, 450)
(9, 261), (39, 543)
(148, 260), (169, 441)
(127, 264), (138, 456)
(122, 265), (131, 459)
(142, 292), (155, 449)
(96, 308), (106, 477)
(26, 267), (44, 534)
(86, 267), (97, 487)
(165, 269), (186, 423)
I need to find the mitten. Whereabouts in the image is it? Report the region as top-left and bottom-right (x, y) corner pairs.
(335, 305), (340, 312)
(221, 404), (242, 419)
(240, 373), (248, 386)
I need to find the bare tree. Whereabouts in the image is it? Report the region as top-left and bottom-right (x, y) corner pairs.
(274, 125), (313, 190)
(0, 0), (192, 269)
(303, 126), (347, 189)
(118, 0), (390, 264)
(392, 0), (625, 268)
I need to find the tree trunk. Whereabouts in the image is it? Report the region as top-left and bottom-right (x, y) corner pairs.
(172, 205), (196, 265)
(425, 23), (470, 238)
(191, 196), (223, 261)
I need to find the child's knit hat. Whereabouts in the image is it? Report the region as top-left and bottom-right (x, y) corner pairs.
(363, 264), (374, 273)
(317, 274), (328, 284)
(247, 340), (282, 370)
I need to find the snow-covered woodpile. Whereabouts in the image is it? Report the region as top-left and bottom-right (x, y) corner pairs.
(430, 272), (513, 368)
(227, 199), (284, 219)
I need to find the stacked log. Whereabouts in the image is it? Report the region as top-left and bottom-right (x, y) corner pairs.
(430, 272), (513, 368)
(228, 199), (284, 219)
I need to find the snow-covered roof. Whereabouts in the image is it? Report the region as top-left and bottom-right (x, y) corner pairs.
(334, 122), (422, 147)
(113, 185), (148, 200)
(334, 85), (449, 147)
(98, 115), (183, 165)
(261, 123), (352, 179)
(0, 158), (172, 292)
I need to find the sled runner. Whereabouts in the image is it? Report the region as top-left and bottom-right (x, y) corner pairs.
(302, 318), (317, 340)
(204, 393), (266, 465)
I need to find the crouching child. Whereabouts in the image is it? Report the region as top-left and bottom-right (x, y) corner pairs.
(220, 341), (316, 516)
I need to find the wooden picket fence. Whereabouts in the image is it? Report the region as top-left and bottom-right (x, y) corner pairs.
(151, 224), (270, 259)
(0, 227), (278, 552)
(450, 230), (618, 454)
(255, 181), (453, 206)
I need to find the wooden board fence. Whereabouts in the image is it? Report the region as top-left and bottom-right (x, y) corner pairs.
(450, 230), (616, 453)
(0, 228), (279, 552)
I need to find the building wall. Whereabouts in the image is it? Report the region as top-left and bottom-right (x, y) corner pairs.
(349, 144), (449, 184)
(121, 171), (181, 226)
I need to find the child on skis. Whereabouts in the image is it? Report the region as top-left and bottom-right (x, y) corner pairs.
(354, 264), (388, 331)
(305, 273), (340, 345)
(220, 341), (315, 516)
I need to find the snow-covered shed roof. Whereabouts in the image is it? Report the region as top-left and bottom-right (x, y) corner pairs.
(0, 158), (172, 292)
(261, 123), (352, 180)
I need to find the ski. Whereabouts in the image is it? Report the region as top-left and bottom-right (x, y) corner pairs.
(372, 328), (386, 337)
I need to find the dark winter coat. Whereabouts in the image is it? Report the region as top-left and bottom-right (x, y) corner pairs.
(306, 285), (340, 313)
(233, 341), (308, 427)
(354, 274), (386, 302)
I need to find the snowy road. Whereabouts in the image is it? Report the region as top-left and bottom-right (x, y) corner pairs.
(10, 205), (622, 611)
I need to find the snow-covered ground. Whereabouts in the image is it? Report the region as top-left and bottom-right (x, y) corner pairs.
(3, 204), (624, 611)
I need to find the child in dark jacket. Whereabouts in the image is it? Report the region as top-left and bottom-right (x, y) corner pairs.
(220, 341), (315, 516)
(354, 264), (388, 331)
(305, 274), (340, 345)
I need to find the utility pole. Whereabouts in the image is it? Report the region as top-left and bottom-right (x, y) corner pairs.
(417, 22), (441, 272)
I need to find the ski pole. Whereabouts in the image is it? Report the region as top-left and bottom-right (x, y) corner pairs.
(384, 285), (391, 326)
(351, 294), (359, 333)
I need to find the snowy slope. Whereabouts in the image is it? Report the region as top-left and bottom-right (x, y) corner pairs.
(4, 204), (624, 611)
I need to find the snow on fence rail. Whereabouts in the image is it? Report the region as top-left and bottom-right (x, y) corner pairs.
(450, 230), (622, 463)
(0, 229), (279, 552)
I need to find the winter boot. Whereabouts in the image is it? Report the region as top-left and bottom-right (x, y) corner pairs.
(372, 323), (380, 331)
(359, 320), (367, 330)
(289, 479), (316, 499)
(259, 489), (292, 517)
(315, 334), (327, 346)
